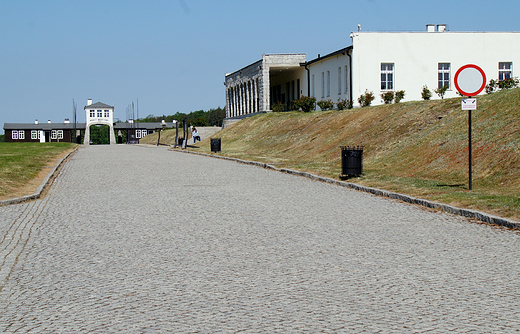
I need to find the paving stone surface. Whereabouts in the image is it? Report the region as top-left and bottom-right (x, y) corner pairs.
(1, 145), (520, 333)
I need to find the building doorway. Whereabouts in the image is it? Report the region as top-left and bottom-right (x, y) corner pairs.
(88, 124), (111, 145)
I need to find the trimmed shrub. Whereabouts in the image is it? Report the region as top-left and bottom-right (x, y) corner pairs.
(486, 79), (498, 94)
(498, 77), (519, 89)
(435, 85), (448, 99)
(337, 98), (353, 110)
(317, 99), (335, 111)
(486, 77), (518, 94)
(381, 91), (394, 104)
(358, 90), (375, 107)
(272, 101), (285, 112)
(291, 95), (316, 112)
(395, 90), (405, 103)
(421, 85), (432, 100)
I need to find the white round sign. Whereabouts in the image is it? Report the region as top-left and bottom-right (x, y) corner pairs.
(454, 64), (486, 97)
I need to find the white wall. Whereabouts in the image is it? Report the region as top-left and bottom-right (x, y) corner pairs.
(307, 52), (351, 109)
(351, 31), (520, 105)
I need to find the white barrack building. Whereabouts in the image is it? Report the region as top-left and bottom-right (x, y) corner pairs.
(224, 25), (520, 123)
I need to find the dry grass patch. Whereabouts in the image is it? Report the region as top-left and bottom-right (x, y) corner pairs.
(0, 142), (77, 200)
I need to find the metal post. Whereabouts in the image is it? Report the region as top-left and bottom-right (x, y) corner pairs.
(173, 121), (179, 148)
(183, 119), (188, 149)
(468, 109), (472, 190)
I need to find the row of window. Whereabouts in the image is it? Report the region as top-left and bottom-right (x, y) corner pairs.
(312, 66), (350, 98)
(89, 110), (111, 118)
(381, 62), (513, 91)
(11, 130), (63, 140)
(312, 62), (513, 98)
(51, 130), (64, 139)
(12, 129), (151, 140)
(135, 129), (149, 138)
(11, 130), (25, 140)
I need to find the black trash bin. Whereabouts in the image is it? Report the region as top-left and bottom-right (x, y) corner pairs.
(210, 138), (221, 153)
(340, 146), (363, 179)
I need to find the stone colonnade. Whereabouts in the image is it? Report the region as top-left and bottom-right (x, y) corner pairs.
(226, 78), (260, 118)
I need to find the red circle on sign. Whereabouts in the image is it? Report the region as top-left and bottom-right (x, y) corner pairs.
(454, 64), (487, 97)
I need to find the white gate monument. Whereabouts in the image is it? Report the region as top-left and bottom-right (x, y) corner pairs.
(83, 99), (116, 145)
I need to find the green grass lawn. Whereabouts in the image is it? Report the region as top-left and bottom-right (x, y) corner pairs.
(0, 142), (76, 197)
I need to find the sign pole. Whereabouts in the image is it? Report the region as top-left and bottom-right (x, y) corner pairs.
(455, 64), (486, 191)
(468, 108), (472, 190)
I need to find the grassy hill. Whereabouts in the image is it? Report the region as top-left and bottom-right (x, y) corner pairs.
(144, 88), (520, 220)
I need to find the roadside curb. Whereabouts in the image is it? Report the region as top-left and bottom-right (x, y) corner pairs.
(173, 148), (520, 230)
(0, 146), (80, 207)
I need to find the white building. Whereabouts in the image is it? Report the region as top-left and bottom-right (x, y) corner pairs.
(224, 25), (520, 121)
(83, 99), (116, 145)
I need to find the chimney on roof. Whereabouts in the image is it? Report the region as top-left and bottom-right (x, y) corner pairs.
(64, 118), (70, 124)
(48, 120), (51, 123)
(87, 99), (92, 106)
(35, 119), (39, 124)
(427, 24), (448, 32)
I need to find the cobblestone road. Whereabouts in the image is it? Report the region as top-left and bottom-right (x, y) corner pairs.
(1, 145), (520, 333)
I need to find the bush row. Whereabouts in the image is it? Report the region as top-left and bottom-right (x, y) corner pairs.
(274, 77), (519, 112)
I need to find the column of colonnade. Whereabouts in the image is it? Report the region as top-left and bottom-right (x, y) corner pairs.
(227, 78), (261, 118)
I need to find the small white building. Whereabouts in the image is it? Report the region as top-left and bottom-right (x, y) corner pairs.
(83, 99), (116, 145)
(224, 25), (520, 120)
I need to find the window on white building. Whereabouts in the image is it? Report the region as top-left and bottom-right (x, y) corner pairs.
(97, 110), (102, 117)
(338, 67), (342, 95)
(499, 62), (512, 81)
(321, 72), (325, 98)
(104, 110), (110, 118)
(327, 71), (330, 97)
(381, 63), (394, 91)
(345, 65), (349, 93)
(90, 111), (95, 117)
(31, 130), (38, 139)
(312, 75), (315, 97)
(51, 130), (57, 139)
(438, 63), (451, 89)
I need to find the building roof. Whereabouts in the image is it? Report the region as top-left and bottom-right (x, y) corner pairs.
(114, 122), (167, 130)
(305, 46), (353, 66)
(84, 102), (114, 109)
(3, 123), (82, 130)
(4, 122), (168, 130)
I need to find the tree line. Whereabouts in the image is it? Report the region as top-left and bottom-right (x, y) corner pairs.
(135, 107), (225, 127)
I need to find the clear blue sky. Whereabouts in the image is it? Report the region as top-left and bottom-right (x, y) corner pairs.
(1, 0), (519, 132)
